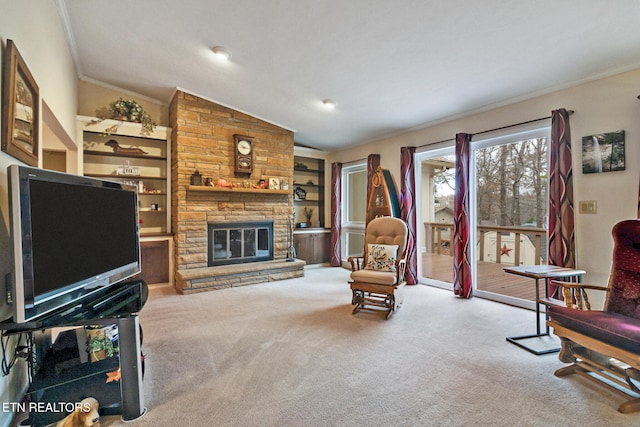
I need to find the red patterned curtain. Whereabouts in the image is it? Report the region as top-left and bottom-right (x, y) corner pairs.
(400, 147), (418, 285)
(330, 162), (343, 266)
(548, 109), (575, 298)
(548, 109), (576, 268)
(453, 133), (472, 298)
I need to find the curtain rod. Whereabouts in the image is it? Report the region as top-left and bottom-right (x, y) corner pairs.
(416, 110), (574, 150)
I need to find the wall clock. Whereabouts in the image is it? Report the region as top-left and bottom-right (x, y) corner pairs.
(233, 134), (254, 174)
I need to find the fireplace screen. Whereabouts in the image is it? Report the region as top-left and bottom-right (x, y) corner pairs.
(208, 221), (273, 266)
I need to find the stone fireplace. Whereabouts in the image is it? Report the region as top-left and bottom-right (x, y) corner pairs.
(170, 91), (304, 294)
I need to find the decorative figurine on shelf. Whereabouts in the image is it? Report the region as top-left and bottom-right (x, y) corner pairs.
(55, 397), (100, 427)
(254, 179), (268, 189)
(105, 139), (148, 155)
(294, 186), (306, 200)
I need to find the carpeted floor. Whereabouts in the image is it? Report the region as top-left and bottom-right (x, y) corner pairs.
(99, 266), (639, 426)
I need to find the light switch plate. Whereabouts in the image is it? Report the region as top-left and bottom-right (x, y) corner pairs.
(579, 200), (597, 214)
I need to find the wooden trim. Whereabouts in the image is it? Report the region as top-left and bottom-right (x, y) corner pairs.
(187, 185), (291, 195)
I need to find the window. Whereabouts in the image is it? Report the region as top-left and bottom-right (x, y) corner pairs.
(341, 163), (367, 259)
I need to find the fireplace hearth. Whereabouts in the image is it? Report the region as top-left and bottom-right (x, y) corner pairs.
(208, 221), (274, 266)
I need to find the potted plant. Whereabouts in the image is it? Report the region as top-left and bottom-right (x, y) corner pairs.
(88, 333), (117, 362)
(304, 207), (314, 227)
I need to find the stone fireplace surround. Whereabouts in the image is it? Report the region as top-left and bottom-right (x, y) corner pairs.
(170, 91), (304, 294)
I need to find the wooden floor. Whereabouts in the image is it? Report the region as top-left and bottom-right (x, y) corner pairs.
(422, 253), (537, 301)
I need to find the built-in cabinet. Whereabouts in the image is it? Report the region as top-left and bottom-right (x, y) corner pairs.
(293, 230), (331, 265)
(292, 154), (330, 264)
(77, 116), (173, 284)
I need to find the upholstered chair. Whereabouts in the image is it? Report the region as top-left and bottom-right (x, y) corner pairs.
(348, 216), (408, 319)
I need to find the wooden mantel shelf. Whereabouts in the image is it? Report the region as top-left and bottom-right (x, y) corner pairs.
(187, 185), (292, 195)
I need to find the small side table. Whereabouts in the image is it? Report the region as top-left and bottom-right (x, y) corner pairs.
(503, 265), (586, 355)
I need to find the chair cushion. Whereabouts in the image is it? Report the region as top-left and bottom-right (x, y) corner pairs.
(365, 244), (398, 272)
(549, 305), (640, 354)
(351, 268), (397, 286)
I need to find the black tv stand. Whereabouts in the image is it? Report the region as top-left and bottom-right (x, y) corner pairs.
(1, 280), (148, 426)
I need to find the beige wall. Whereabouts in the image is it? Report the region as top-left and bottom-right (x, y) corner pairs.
(0, 2), (78, 425)
(328, 68), (640, 303)
(77, 79), (170, 127)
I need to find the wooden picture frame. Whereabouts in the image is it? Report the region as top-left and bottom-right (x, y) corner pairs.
(268, 177), (280, 190)
(1, 40), (39, 166)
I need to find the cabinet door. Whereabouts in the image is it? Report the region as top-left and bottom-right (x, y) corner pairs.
(316, 232), (330, 263)
(294, 232), (330, 264)
(138, 240), (169, 284)
(293, 233), (313, 263)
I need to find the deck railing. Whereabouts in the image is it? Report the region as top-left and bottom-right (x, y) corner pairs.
(424, 222), (547, 266)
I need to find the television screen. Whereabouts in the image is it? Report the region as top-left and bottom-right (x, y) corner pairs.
(8, 165), (141, 323)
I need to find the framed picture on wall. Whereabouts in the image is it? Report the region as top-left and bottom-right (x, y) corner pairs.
(581, 130), (625, 174)
(1, 39), (39, 166)
(268, 177), (280, 190)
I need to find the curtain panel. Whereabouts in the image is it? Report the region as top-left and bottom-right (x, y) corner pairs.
(400, 146), (418, 285)
(330, 162), (343, 266)
(453, 133), (473, 298)
(548, 108), (575, 297)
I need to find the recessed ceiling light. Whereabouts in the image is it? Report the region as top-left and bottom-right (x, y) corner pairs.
(212, 46), (231, 61)
(322, 99), (336, 109)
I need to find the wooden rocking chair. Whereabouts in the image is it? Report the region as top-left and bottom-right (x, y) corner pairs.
(348, 216), (408, 319)
(548, 219), (640, 413)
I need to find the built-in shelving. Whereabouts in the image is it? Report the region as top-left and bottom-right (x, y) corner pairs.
(293, 156), (325, 228)
(78, 116), (174, 285)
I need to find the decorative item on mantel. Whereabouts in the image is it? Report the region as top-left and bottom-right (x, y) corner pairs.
(190, 169), (203, 186)
(90, 98), (157, 136)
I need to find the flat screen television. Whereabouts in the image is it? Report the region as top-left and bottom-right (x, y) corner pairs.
(7, 164), (141, 323)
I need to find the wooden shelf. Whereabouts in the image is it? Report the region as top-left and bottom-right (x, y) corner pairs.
(85, 173), (166, 181)
(84, 150), (166, 161)
(187, 185), (292, 195)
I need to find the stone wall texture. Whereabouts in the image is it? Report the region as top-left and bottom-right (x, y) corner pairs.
(170, 91), (295, 290)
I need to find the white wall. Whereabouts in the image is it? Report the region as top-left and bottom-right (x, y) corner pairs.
(0, 2), (78, 426)
(328, 68), (640, 305)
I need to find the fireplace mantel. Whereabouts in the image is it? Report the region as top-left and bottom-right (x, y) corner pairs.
(187, 185), (292, 196)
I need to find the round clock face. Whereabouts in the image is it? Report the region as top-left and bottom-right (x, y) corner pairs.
(238, 140), (252, 155)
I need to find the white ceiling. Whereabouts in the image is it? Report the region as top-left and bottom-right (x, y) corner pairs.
(59, 0), (640, 151)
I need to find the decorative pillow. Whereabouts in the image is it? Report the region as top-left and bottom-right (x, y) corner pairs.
(365, 244), (398, 272)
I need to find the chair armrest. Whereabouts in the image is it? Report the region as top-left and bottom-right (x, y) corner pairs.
(551, 280), (610, 310)
(348, 256), (364, 271)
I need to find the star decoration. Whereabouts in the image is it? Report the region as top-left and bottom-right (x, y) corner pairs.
(106, 368), (121, 383)
(500, 244), (512, 257)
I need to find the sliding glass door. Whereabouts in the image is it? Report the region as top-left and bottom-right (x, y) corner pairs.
(471, 128), (550, 308)
(416, 126), (550, 308)
(416, 147), (456, 289)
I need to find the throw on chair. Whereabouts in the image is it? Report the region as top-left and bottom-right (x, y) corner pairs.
(348, 216), (408, 319)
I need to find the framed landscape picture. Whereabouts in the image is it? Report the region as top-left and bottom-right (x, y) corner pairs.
(1, 40), (40, 166)
(581, 130), (625, 174)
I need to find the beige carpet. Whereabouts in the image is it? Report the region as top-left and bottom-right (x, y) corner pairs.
(99, 266), (639, 427)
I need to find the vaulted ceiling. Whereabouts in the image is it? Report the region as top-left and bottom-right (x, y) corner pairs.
(60, 0), (640, 150)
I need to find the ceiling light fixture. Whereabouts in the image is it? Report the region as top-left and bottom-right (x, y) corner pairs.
(212, 46), (231, 61)
(322, 99), (336, 109)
